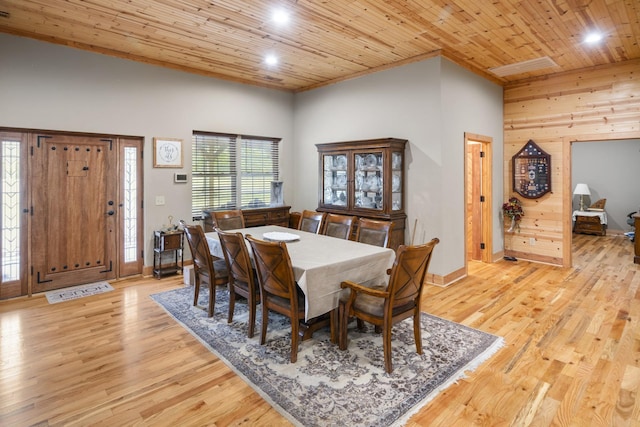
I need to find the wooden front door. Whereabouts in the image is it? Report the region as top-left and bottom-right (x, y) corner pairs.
(31, 134), (118, 292)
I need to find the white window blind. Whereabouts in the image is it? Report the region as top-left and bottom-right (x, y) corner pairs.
(192, 131), (279, 218)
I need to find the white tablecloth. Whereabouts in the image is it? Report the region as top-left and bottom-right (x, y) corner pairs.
(572, 210), (607, 224)
(206, 225), (395, 320)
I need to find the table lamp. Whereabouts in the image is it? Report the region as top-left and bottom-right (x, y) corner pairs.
(573, 183), (590, 211)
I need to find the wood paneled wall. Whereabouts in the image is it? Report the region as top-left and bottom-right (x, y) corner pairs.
(503, 59), (640, 266)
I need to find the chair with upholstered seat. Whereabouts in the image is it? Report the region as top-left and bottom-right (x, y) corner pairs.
(213, 209), (246, 230)
(322, 213), (356, 240)
(181, 221), (229, 317)
(335, 238), (439, 373)
(355, 218), (393, 248)
(245, 234), (306, 363)
(298, 210), (326, 234)
(217, 229), (260, 337)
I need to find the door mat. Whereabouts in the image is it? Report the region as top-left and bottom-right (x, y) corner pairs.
(45, 282), (114, 304)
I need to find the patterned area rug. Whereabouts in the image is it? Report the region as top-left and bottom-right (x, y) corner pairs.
(152, 287), (504, 427)
(45, 281), (114, 304)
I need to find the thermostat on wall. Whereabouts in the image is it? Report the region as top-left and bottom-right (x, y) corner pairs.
(174, 173), (188, 183)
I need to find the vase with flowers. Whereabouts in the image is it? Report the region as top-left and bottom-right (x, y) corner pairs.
(502, 197), (524, 232)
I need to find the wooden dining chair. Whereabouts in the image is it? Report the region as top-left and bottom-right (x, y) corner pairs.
(289, 211), (302, 229)
(322, 213), (356, 240)
(245, 234), (306, 363)
(298, 210), (326, 234)
(355, 218), (393, 248)
(335, 238), (439, 373)
(217, 229), (260, 338)
(213, 209), (246, 230)
(181, 222), (229, 317)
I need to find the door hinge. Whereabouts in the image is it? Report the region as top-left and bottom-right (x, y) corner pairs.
(480, 151), (485, 158)
(480, 195), (485, 202)
(480, 243), (485, 250)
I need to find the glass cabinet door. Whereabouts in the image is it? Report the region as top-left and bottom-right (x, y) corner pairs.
(391, 151), (402, 211)
(354, 151), (383, 211)
(322, 153), (348, 207)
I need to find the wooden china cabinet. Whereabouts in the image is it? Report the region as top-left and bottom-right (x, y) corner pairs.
(316, 138), (407, 250)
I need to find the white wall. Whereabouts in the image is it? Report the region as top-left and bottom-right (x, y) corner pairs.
(1, 33), (504, 280)
(440, 59), (505, 267)
(293, 57), (504, 277)
(0, 34), (294, 266)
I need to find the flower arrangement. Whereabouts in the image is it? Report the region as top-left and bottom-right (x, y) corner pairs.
(502, 197), (524, 232)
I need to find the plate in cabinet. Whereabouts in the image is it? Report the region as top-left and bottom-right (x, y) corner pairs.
(392, 174), (401, 192)
(364, 154), (377, 168)
(392, 152), (402, 169)
(355, 155), (364, 170)
(365, 175), (380, 191)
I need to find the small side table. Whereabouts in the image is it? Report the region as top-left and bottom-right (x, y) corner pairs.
(153, 230), (184, 278)
(572, 210), (606, 236)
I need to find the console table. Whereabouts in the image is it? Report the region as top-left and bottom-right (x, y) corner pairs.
(572, 210), (607, 236)
(203, 206), (291, 231)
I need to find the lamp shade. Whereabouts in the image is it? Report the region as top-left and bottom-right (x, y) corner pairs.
(573, 183), (591, 196)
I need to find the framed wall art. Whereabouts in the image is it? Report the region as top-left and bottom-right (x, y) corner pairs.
(153, 137), (183, 168)
(512, 139), (551, 199)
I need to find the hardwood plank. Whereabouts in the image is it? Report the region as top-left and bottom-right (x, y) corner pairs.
(1, 234), (639, 424)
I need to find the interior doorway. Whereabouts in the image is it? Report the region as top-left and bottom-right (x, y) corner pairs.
(465, 133), (493, 263)
(568, 137), (640, 266)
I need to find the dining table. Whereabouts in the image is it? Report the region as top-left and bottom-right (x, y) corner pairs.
(205, 225), (396, 323)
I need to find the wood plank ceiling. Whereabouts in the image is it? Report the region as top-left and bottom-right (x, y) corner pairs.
(0, 0), (638, 92)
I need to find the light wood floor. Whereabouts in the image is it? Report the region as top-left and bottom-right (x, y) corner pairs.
(1, 234), (639, 426)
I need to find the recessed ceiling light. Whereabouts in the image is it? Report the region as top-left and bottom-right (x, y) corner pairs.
(584, 32), (603, 44)
(272, 9), (290, 25)
(265, 54), (278, 66)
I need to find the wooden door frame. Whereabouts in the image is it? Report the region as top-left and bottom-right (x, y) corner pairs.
(118, 138), (144, 277)
(0, 128), (144, 299)
(0, 131), (30, 299)
(563, 131), (640, 267)
(464, 132), (493, 264)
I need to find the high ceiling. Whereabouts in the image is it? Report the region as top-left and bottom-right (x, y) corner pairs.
(0, 0), (638, 92)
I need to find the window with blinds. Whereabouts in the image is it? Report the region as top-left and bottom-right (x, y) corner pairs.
(192, 132), (280, 218)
